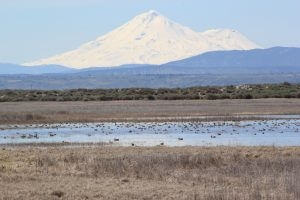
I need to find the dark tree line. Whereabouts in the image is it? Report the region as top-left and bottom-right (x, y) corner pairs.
(0, 83), (300, 102)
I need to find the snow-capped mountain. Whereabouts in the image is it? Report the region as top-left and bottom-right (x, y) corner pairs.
(24, 10), (261, 69)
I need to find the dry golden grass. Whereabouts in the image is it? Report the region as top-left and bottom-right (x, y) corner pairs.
(0, 146), (299, 199)
(1, 99), (300, 124)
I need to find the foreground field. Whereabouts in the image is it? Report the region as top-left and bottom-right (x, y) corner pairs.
(0, 146), (299, 200)
(1, 99), (300, 124)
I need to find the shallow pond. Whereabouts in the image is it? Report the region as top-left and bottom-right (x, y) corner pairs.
(1, 116), (300, 146)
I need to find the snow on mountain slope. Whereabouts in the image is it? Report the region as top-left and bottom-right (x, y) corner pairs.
(24, 10), (261, 69)
(201, 29), (260, 50)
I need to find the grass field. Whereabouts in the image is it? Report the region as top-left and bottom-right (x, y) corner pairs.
(0, 99), (300, 124)
(0, 146), (299, 200)
(1, 98), (300, 199)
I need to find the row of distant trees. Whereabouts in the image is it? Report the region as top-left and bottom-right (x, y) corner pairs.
(0, 82), (299, 102)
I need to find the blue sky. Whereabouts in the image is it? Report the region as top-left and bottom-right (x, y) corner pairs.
(1, 0), (300, 64)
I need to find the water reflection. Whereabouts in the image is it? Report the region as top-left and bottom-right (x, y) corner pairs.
(0, 118), (300, 146)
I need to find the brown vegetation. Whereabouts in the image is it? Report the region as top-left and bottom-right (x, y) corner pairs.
(0, 146), (299, 199)
(0, 99), (300, 124)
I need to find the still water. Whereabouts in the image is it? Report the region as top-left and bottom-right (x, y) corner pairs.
(1, 116), (300, 146)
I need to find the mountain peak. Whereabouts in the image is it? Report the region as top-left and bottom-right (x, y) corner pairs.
(146, 10), (160, 16)
(133, 10), (164, 24)
(24, 11), (260, 69)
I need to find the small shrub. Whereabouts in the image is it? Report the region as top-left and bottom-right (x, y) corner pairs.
(244, 94), (253, 99)
(147, 95), (155, 100)
(206, 94), (218, 100)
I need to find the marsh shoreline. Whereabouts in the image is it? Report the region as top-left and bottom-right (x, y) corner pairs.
(1, 99), (300, 125)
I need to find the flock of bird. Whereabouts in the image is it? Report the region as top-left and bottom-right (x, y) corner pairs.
(0, 119), (299, 146)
